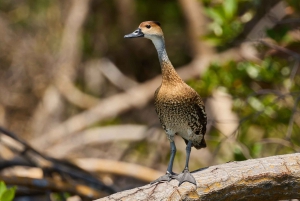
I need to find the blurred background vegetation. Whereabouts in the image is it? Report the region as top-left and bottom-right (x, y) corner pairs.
(0, 0), (299, 200)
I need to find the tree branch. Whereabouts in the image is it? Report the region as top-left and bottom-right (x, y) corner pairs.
(0, 176), (106, 200)
(74, 158), (164, 183)
(47, 125), (148, 158)
(96, 153), (300, 201)
(178, 0), (214, 57)
(54, 0), (99, 109)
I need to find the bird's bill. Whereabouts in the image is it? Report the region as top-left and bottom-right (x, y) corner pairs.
(124, 28), (144, 38)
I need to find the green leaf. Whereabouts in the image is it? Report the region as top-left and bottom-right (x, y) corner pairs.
(223, 0), (237, 19)
(266, 26), (289, 42)
(202, 33), (223, 45)
(251, 143), (262, 157)
(0, 181), (7, 198)
(205, 7), (224, 24)
(1, 187), (16, 201)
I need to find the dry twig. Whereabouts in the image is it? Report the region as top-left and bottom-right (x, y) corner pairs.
(54, 0), (99, 109)
(97, 59), (138, 90)
(0, 126), (115, 198)
(0, 175), (105, 200)
(74, 158), (164, 183)
(47, 125), (148, 157)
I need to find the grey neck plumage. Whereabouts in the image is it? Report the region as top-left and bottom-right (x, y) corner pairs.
(151, 36), (170, 64)
(150, 35), (182, 84)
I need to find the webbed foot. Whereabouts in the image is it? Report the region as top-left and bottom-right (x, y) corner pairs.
(177, 168), (196, 186)
(150, 172), (178, 184)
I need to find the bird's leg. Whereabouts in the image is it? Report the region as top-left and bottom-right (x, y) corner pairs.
(150, 141), (178, 184)
(177, 140), (197, 186)
(167, 141), (176, 175)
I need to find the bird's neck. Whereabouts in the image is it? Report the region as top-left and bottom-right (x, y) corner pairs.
(151, 37), (182, 85)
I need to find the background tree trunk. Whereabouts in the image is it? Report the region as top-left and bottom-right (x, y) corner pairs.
(96, 153), (300, 201)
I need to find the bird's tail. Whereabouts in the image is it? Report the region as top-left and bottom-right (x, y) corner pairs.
(194, 138), (206, 149)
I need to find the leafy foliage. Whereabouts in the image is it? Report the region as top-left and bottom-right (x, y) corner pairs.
(203, 0), (253, 46)
(190, 52), (300, 158)
(0, 181), (16, 201)
(184, 0), (300, 162)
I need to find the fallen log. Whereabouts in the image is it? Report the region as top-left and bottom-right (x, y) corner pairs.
(96, 153), (300, 201)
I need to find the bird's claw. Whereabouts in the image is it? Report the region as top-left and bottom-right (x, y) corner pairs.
(177, 168), (197, 186)
(150, 172), (178, 184)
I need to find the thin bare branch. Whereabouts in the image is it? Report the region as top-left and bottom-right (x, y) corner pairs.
(97, 59), (138, 90)
(247, 1), (288, 40)
(30, 86), (64, 137)
(178, 0), (214, 57)
(47, 125), (148, 158)
(74, 158), (164, 183)
(54, 0), (99, 109)
(260, 138), (300, 152)
(259, 39), (300, 60)
(114, 0), (136, 32)
(0, 175), (106, 200)
(0, 126), (116, 195)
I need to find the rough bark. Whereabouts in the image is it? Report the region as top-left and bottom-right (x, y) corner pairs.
(96, 153), (300, 201)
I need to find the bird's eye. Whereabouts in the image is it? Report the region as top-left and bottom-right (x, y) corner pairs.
(146, 25), (151, 29)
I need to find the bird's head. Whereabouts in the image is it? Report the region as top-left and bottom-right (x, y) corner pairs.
(124, 21), (163, 40)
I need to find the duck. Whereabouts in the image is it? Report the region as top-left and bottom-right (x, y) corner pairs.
(124, 21), (207, 186)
